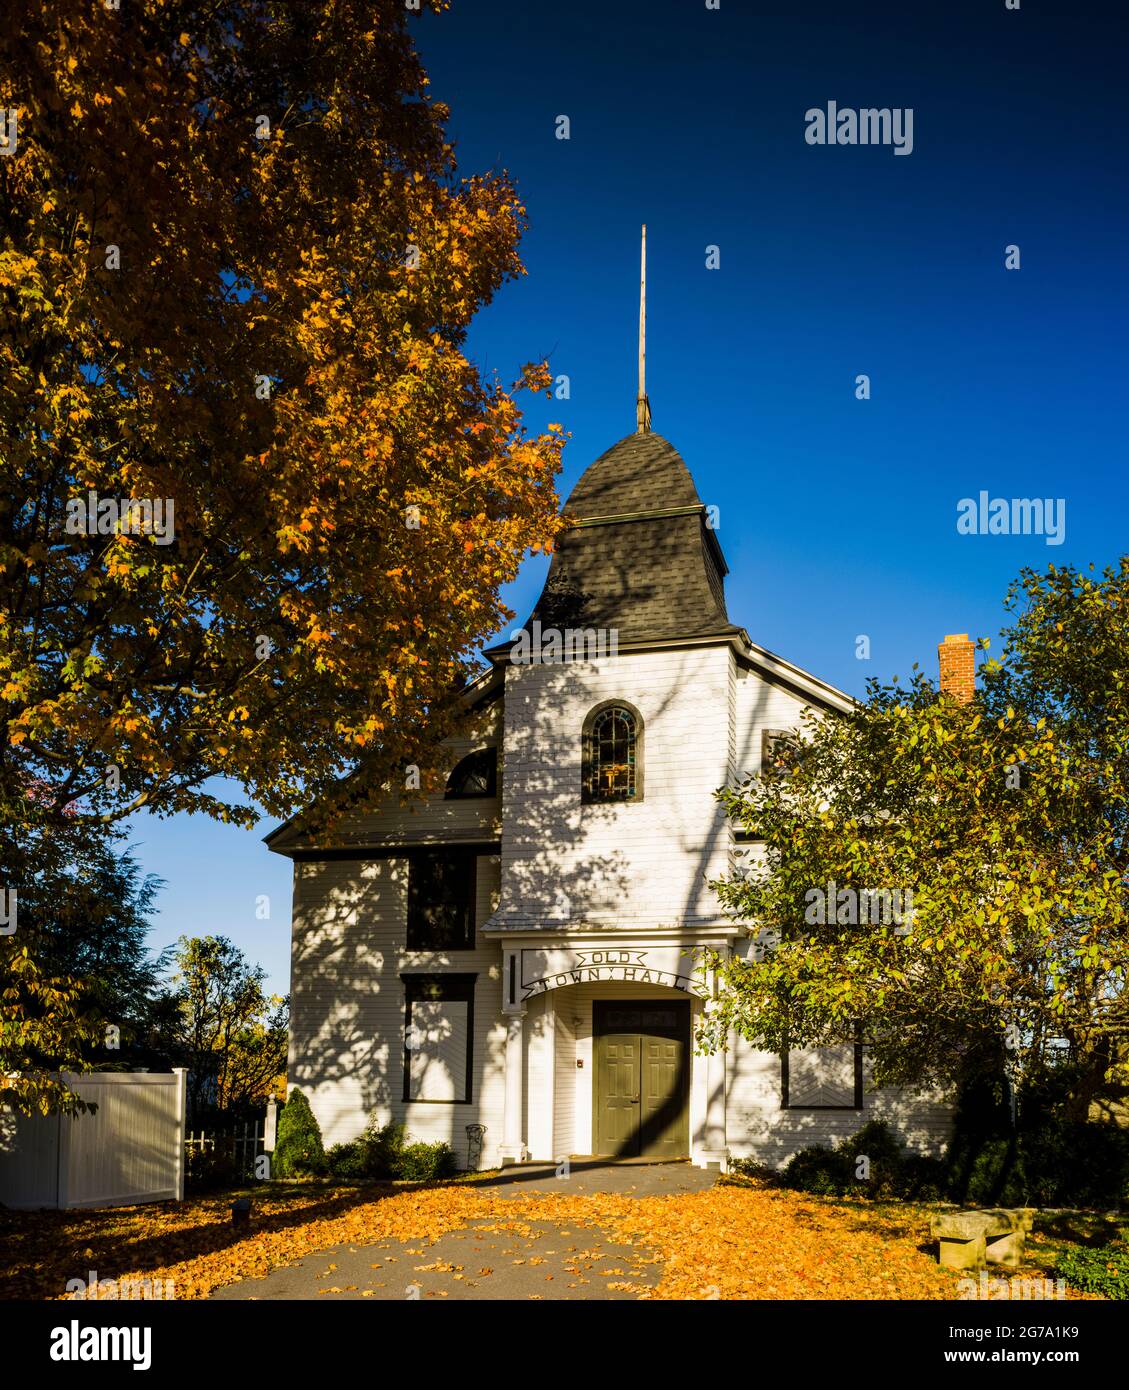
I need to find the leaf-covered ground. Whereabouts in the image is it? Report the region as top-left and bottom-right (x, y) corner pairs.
(0, 1176), (1083, 1301)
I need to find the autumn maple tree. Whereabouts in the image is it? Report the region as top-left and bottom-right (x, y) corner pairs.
(0, 0), (563, 844)
(1, 0), (563, 1114)
(704, 561), (1129, 1120)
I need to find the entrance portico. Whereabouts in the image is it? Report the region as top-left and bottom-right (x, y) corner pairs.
(484, 925), (737, 1171)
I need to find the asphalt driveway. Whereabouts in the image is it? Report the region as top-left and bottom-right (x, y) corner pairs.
(210, 1161), (716, 1301)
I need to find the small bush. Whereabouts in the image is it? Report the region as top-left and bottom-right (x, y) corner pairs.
(361, 1119), (407, 1178)
(780, 1144), (853, 1196)
(899, 1153), (950, 1201)
(1053, 1244), (1129, 1300)
(779, 1121), (949, 1201)
(395, 1140), (457, 1182)
(956, 1136), (1027, 1206)
(947, 1122), (1129, 1208)
(776, 1105), (1129, 1209)
(725, 1157), (775, 1181)
(839, 1120), (910, 1197)
(1020, 1121), (1129, 1208)
(273, 1089), (326, 1178)
(325, 1141), (369, 1180)
(322, 1120), (455, 1182)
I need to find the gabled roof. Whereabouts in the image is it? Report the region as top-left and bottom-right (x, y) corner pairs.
(737, 639), (855, 716)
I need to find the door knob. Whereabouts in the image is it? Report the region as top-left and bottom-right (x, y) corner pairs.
(631, 1095), (640, 1104)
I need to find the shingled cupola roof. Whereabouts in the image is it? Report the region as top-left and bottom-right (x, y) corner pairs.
(484, 229), (739, 658)
(566, 429), (700, 515)
(514, 431), (739, 648)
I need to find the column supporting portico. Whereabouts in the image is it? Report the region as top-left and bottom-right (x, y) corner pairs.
(499, 1006), (529, 1165)
(696, 1043), (728, 1171)
(695, 992), (729, 1171)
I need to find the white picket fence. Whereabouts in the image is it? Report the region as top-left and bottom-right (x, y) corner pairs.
(0, 1069), (187, 1210)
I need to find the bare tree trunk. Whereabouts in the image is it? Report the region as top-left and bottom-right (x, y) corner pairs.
(1065, 1037), (1113, 1123)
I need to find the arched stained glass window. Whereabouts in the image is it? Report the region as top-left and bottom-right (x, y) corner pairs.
(582, 702), (643, 803)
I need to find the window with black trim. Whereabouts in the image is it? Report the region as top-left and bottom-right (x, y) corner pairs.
(582, 701), (643, 803)
(445, 748), (497, 799)
(406, 850), (477, 950)
(402, 973), (475, 1103)
(762, 728), (804, 780)
(782, 1030), (864, 1110)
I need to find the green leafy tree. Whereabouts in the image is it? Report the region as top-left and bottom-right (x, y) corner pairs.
(26, 841), (170, 1044)
(0, 943), (98, 1116)
(218, 1002), (290, 1113)
(170, 934), (288, 1118)
(0, 816), (170, 1113)
(705, 561), (1129, 1120)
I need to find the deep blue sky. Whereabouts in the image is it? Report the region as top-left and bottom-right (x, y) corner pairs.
(128, 0), (1129, 995)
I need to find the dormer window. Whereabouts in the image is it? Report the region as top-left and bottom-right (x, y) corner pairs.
(582, 701), (643, 803)
(445, 748), (497, 799)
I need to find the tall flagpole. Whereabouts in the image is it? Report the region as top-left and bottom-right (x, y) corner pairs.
(636, 224), (651, 433)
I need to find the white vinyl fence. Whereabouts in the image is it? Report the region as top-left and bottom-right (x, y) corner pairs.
(0, 1069), (187, 1210)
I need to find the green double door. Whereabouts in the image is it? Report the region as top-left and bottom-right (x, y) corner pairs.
(593, 1000), (691, 1159)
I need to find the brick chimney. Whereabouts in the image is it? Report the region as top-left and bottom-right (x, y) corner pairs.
(938, 633), (975, 703)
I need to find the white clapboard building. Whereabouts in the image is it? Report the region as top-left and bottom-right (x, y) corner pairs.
(267, 418), (953, 1173)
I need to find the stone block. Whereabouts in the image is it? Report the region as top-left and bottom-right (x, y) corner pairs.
(931, 1208), (1034, 1270)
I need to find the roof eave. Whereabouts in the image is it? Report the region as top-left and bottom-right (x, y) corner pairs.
(262, 665), (505, 852)
(734, 633), (857, 714)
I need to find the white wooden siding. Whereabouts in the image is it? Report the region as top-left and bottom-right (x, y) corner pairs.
(726, 1036), (952, 1167)
(277, 704), (502, 850)
(496, 648), (733, 931)
(524, 992), (554, 1161)
(733, 663), (816, 781)
(288, 853), (506, 1166)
